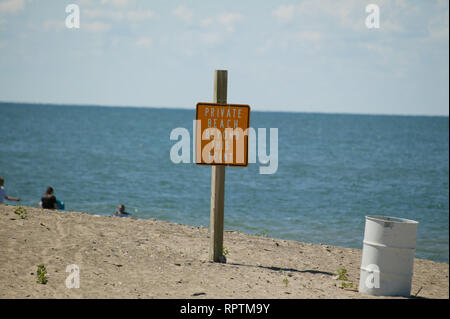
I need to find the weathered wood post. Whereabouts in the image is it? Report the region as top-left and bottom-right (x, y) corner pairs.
(209, 70), (227, 263)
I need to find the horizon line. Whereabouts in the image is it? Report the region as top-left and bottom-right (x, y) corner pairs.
(0, 100), (448, 118)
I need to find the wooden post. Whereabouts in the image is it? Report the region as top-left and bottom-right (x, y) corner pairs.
(209, 70), (227, 263)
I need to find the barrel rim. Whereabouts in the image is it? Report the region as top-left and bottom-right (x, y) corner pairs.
(366, 215), (418, 224)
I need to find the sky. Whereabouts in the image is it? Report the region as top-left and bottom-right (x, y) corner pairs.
(0, 0), (448, 115)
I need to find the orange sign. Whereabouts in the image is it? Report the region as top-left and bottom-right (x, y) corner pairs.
(195, 102), (250, 166)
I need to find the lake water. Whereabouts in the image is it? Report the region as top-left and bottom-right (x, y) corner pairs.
(0, 102), (448, 262)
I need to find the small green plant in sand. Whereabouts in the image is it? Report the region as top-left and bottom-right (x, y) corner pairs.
(222, 246), (229, 256)
(334, 268), (356, 291)
(36, 264), (48, 284)
(340, 281), (358, 292)
(255, 230), (269, 237)
(14, 206), (27, 219)
(341, 281), (353, 288)
(282, 278), (289, 287)
(335, 268), (348, 281)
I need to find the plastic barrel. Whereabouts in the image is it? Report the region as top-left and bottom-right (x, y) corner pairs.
(358, 216), (419, 297)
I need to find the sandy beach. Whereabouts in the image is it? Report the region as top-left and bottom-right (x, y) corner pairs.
(0, 204), (448, 299)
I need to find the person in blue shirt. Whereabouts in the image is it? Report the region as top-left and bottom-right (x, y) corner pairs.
(0, 177), (20, 204)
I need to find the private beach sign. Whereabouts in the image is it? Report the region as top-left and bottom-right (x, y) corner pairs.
(195, 102), (250, 166)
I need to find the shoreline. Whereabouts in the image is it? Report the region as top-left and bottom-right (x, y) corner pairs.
(5, 203), (447, 264)
(0, 204), (448, 299)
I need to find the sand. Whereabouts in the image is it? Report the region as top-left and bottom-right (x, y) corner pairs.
(0, 204), (448, 299)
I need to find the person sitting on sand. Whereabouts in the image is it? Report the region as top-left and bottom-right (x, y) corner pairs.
(0, 177), (20, 204)
(40, 187), (58, 210)
(113, 204), (130, 217)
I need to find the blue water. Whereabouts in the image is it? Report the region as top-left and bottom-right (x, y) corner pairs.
(0, 102), (448, 263)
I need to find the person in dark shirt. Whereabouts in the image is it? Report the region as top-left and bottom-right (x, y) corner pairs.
(40, 187), (58, 209)
(113, 204), (130, 217)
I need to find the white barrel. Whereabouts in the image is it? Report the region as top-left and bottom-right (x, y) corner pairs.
(358, 215), (418, 297)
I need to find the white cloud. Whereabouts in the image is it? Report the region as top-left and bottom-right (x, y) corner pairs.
(217, 12), (242, 32)
(199, 12), (243, 32)
(172, 5), (193, 23)
(136, 37), (152, 48)
(0, 0), (24, 14)
(429, 25), (449, 40)
(272, 5), (296, 23)
(274, 31), (325, 54)
(364, 43), (393, 56)
(394, 0), (408, 9)
(428, 9), (449, 40)
(382, 21), (404, 32)
(84, 9), (124, 21)
(100, 0), (134, 8)
(273, 0), (409, 32)
(432, 1), (448, 38)
(437, 0), (448, 8)
(296, 0), (364, 31)
(297, 31), (322, 41)
(84, 9), (154, 22)
(200, 17), (213, 27)
(127, 10), (155, 22)
(84, 21), (111, 33)
(43, 19), (65, 31)
(200, 32), (220, 44)
(256, 39), (273, 54)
